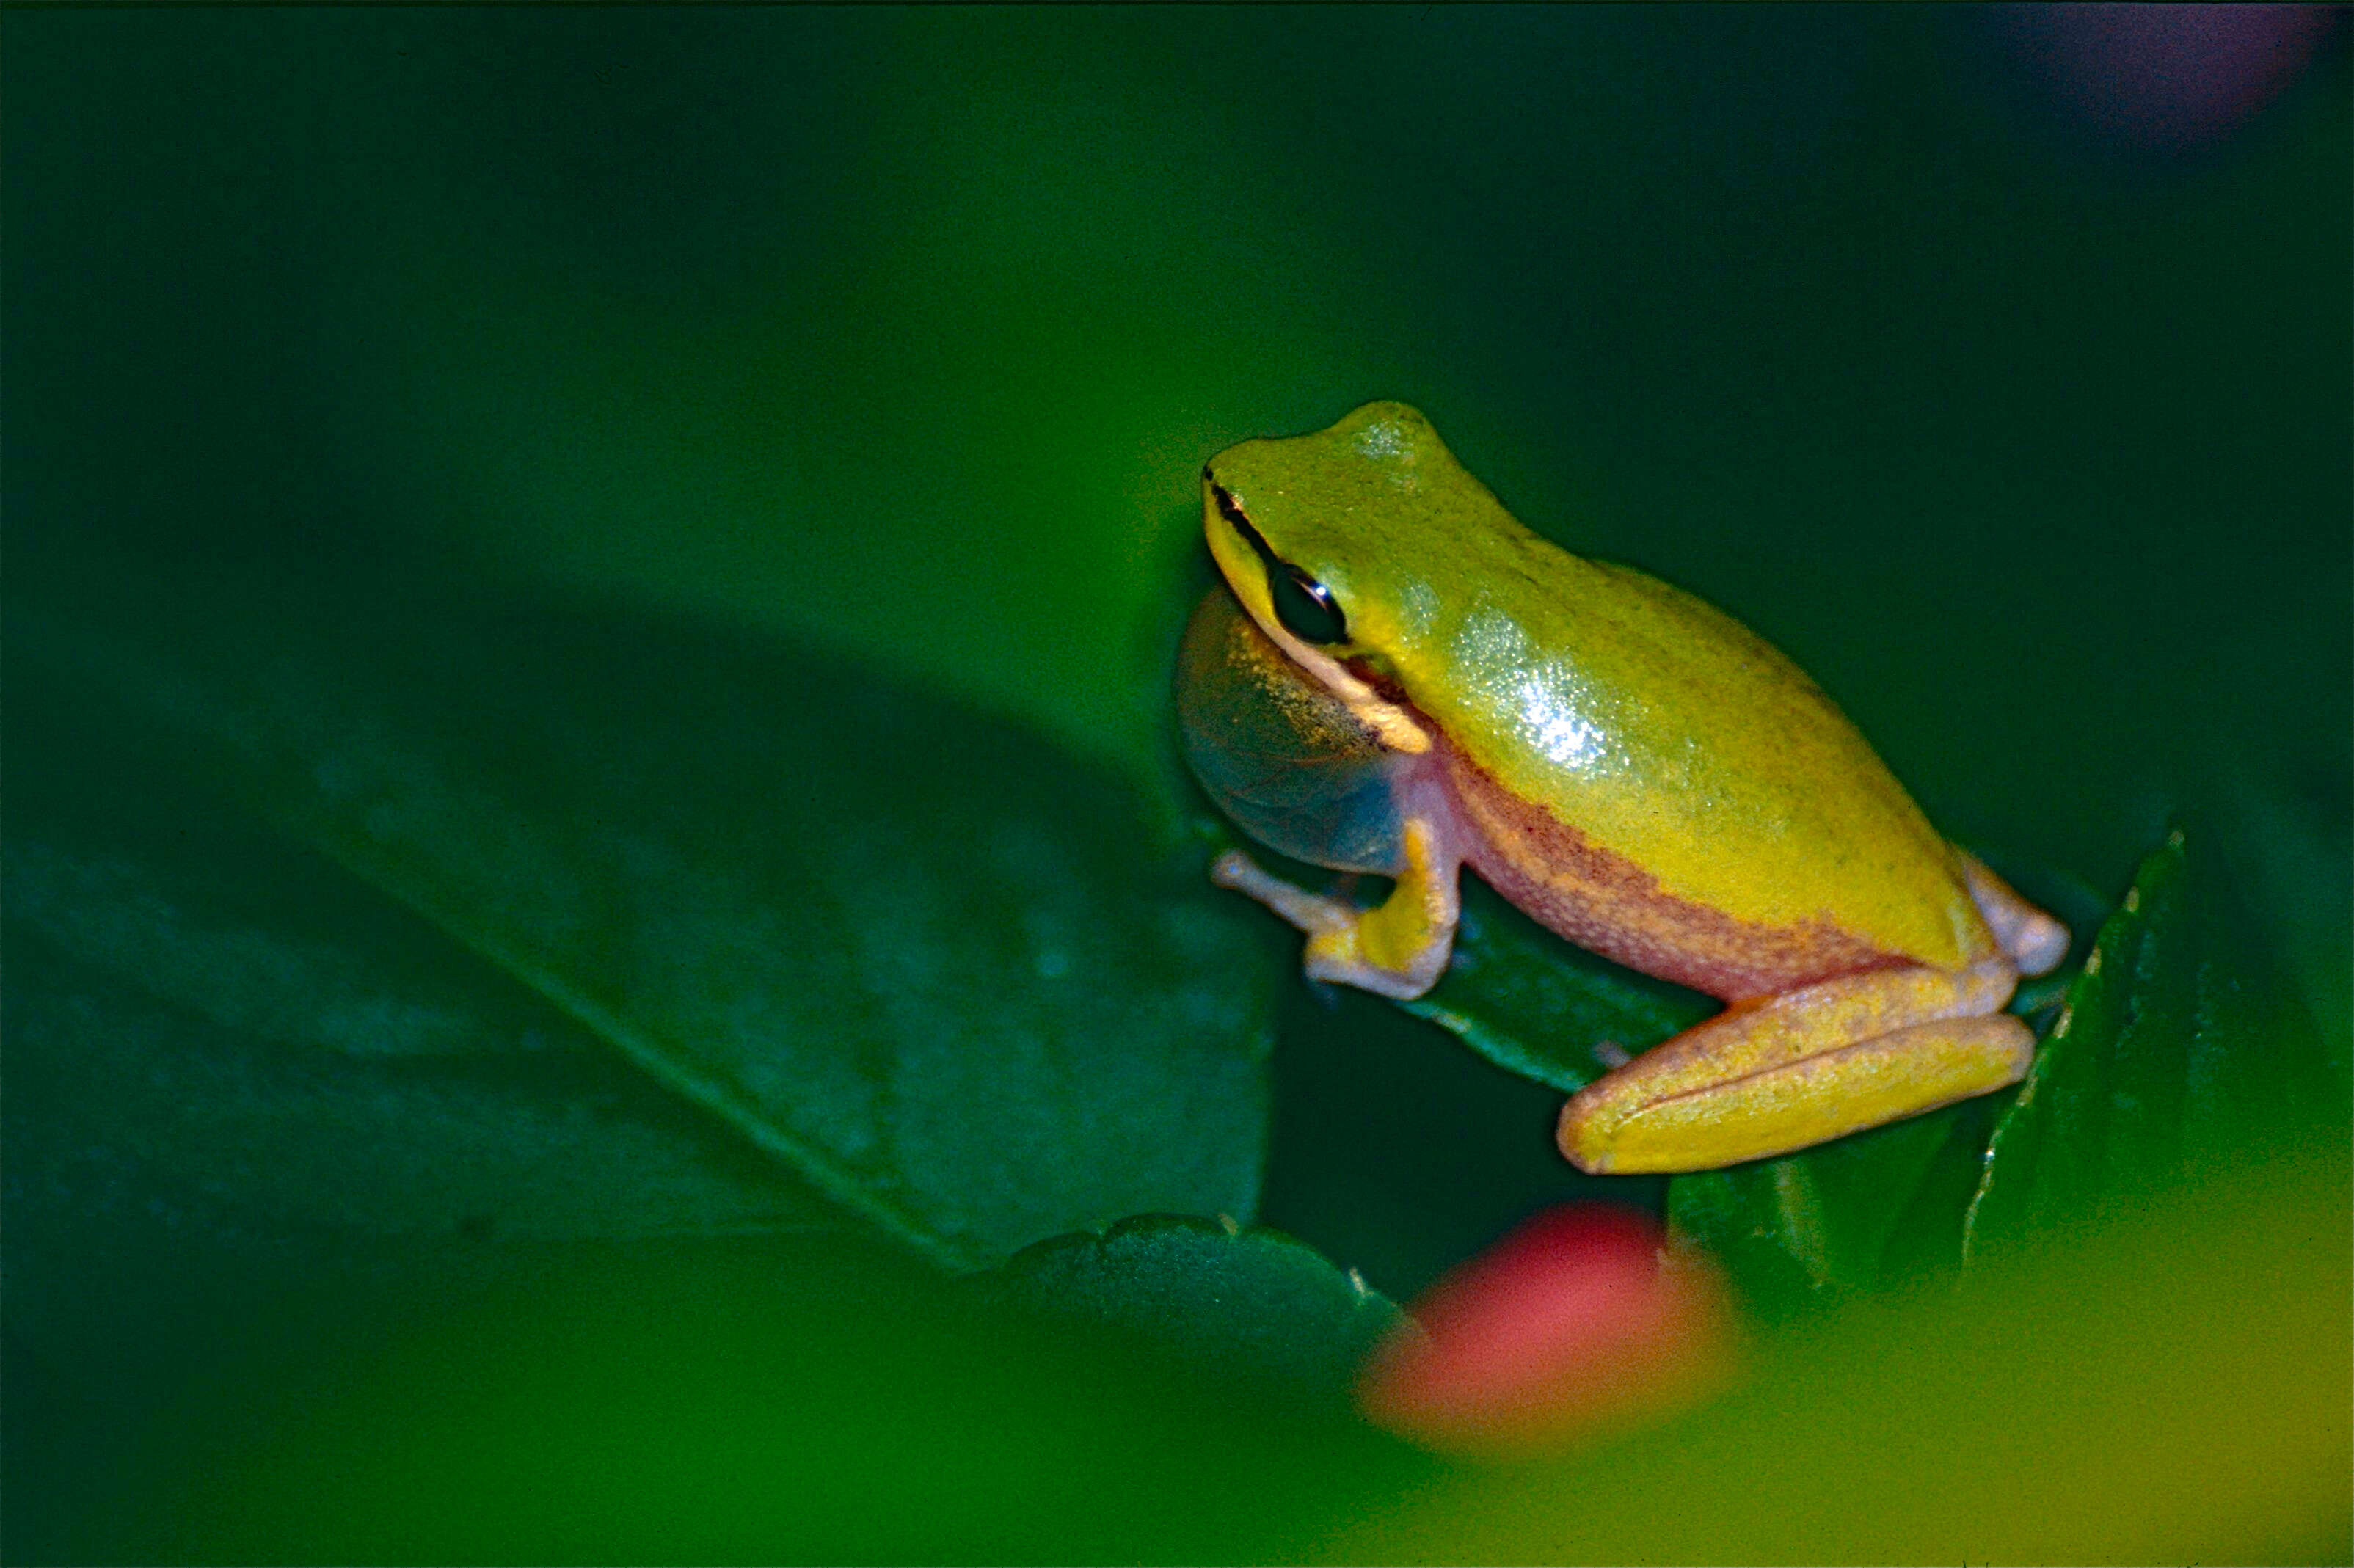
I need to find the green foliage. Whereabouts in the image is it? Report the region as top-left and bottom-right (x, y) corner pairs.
(10, 572), (1274, 1275)
(18, 560), (2340, 1563)
(1966, 823), (2342, 1252)
(5, 7), (2345, 1562)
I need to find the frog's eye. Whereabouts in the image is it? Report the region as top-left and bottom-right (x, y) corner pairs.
(1266, 562), (1347, 646)
(1208, 479), (1350, 646)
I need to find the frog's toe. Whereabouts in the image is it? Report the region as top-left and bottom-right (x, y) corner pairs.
(1958, 850), (2071, 976)
(2007, 909), (2069, 976)
(1211, 850), (1355, 936)
(1302, 929), (1449, 1001)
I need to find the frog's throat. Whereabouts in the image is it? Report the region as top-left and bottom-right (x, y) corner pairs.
(1199, 481), (1427, 753)
(1257, 621), (1431, 756)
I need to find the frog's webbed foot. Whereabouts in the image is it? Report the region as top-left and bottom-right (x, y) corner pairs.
(1211, 817), (1460, 1001)
(1557, 958), (2033, 1174)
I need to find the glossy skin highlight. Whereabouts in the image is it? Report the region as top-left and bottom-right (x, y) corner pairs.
(1178, 402), (2068, 1174)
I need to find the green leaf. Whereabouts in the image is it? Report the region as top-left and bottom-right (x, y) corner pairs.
(1964, 823), (2336, 1255)
(1399, 877), (1713, 1095)
(13, 564), (1276, 1272)
(976, 1214), (1404, 1399)
(1, 661), (855, 1255)
(2, 827), (840, 1253)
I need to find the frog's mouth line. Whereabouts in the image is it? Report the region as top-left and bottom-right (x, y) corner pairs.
(1341, 654), (1413, 712)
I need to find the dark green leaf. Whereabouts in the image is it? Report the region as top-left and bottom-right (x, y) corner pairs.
(977, 1214), (1404, 1399)
(1400, 877), (1713, 1095)
(1964, 823), (2337, 1255)
(13, 564), (1276, 1272)
(2, 833), (839, 1252)
(1, 670), (848, 1252)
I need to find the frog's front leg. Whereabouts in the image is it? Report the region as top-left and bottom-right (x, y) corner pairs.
(1213, 816), (1462, 1002)
(1556, 959), (2032, 1174)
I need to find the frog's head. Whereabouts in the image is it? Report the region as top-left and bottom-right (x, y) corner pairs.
(1201, 400), (1509, 650)
(1199, 401), (1510, 754)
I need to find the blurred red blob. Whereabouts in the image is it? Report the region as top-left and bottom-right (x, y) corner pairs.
(1358, 1204), (1736, 1459)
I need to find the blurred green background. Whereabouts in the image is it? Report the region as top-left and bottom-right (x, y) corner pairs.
(7, 7), (2347, 1561)
(13, 8), (2346, 847)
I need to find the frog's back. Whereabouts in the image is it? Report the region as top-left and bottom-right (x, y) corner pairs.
(1394, 530), (1992, 999)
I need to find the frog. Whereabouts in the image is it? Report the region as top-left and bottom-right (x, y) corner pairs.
(1174, 401), (2069, 1175)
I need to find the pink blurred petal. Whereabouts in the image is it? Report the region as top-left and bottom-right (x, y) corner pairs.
(1358, 1204), (1736, 1459)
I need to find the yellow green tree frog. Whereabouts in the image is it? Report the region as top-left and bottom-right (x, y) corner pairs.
(1176, 402), (2069, 1175)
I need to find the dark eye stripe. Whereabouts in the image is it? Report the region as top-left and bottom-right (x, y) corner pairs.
(1206, 478), (1348, 646)
(1208, 478), (1261, 544)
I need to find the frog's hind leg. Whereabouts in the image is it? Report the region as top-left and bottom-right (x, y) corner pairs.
(1212, 814), (1462, 1002)
(1956, 848), (2070, 976)
(1557, 958), (2033, 1174)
